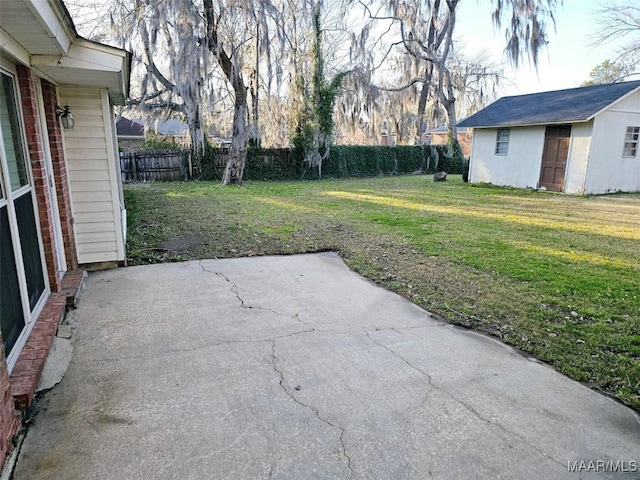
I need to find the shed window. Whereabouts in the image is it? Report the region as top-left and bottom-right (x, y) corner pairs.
(623, 126), (639, 157)
(495, 128), (510, 155)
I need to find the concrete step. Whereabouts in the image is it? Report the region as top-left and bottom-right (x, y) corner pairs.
(60, 270), (87, 309)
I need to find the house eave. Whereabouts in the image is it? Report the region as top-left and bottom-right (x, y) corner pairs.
(31, 38), (131, 105)
(586, 85), (640, 119)
(0, 0), (75, 57)
(1, 2), (131, 105)
(459, 119), (592, 129)
(117, 135), (144, 140)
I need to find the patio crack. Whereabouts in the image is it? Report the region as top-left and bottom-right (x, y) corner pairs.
(365, 332), (567, 470)
(270, 340), (353, 479)
(198, 261), (299, 321)
(366, 332), (435, 410)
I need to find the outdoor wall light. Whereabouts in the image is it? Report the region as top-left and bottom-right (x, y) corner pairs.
(55, 104), (75, 129)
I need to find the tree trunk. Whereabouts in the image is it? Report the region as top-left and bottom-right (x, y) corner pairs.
(221, 87), (248, 185)
(204, 0), (250, 186)
(416, 64), (434, 145)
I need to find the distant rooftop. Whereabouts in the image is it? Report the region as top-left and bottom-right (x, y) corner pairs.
(116, 118), (144, 136)
(116, 117), (190, 137)
(458, 80), (640, 128)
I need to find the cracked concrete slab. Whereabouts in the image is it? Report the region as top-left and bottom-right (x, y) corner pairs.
(36, 337), (73, 393)
(14, 253), (640, 479)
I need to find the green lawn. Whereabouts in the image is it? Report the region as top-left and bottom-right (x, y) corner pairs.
(124, 175), (640, 409)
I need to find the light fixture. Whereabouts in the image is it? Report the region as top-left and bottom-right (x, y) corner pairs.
(55, 104), (75, 129)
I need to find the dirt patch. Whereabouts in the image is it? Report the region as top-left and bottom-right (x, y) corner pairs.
(158, 234), (210, 253)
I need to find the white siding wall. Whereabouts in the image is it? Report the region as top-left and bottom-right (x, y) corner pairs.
(585, 92), (640, 194)
(58, 87), (125, 264)
(469, 126), (545, 188)
(564, 121), (593, 194)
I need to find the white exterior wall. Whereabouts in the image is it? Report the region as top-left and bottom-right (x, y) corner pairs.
(584, 92), (640, 194)
(564, 121), (593, 194)
(58, 86), (125, 264)
(469, 126), (545, 189)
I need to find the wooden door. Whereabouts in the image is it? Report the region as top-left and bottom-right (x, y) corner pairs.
(539, 125), (571, 192)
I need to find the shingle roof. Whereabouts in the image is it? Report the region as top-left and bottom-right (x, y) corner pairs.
(457, 80), (640, 128)
(116, 117), (144, 136)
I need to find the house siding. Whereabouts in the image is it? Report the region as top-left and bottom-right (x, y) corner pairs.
(586, 104), (640, 194)
(58, 87), (125, 264)
(564, 121), (593, 194)
(469, 126), (545, 188)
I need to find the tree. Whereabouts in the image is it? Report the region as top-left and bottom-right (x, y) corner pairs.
(88, 0), (212, 156)
(203, 0), (253, 185)
(582, 60), (631, 86)
(591, 1), (640, 78)
(354, 0), (558, 153)
(70, 0), (275, 185)
(290, 1), (349, 178)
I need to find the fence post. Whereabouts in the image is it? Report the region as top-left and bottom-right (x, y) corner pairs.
(132, 154), (138, 182)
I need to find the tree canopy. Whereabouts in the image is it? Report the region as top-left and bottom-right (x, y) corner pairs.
(582, 60), (631, 86)
(67, 0), (563, 181)
(591, 1), (640, 79)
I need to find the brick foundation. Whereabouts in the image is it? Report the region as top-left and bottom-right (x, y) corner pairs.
(0, 344), (18, 471)
(9, 294), (66, 411)
(1, 271), (85, 469)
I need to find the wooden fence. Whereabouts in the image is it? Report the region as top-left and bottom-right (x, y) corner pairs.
(120, 150), (189, 183)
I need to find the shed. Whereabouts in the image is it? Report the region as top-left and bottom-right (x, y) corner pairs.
(458, 81), (640, 194)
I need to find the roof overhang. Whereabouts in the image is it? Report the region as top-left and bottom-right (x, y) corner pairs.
(587, 84), (640, 120)
(0, 0), (130, 105)
(31, 39), (131, 105)
(117, 135), (145, 140)
(459, 119), (592, 129)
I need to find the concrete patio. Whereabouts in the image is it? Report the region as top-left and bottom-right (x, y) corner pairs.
(14, 253), (640, 479)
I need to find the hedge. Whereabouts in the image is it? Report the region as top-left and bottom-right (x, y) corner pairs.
(197, 144), (466, 181)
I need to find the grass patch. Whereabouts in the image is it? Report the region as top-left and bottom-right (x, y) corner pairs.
(124, 176), (640, 409)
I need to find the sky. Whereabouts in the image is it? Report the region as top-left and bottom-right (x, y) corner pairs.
(456, 0), (628, 97)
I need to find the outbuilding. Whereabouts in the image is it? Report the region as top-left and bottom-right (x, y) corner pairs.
(458, 81), (640, 194)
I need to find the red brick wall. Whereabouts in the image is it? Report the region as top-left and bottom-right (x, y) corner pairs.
(16, 66), (62, 293)
(0, 340), (18, 471)
(41, 80), (78, 271)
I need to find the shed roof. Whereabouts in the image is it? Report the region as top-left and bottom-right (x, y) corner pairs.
(458, 80), (640, 128)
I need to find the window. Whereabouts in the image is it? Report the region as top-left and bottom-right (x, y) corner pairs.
(0, 72), (29, 190)
(623, 126), (639, 157)
(495, 128), (510, 155)
(0, 67), (47, 367)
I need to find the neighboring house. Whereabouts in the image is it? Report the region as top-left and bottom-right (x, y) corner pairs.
(0, 0), (130, 469)
(458, 81), (640, 194)
(153, 118), (189, 145)
(116, 117), (191, 151)
(421, 125), (472, 157)
(116, 117), (145, 151)
(380, 131), (397, 146)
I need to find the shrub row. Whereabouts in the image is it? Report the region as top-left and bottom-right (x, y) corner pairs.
(197, 145), (467, 181)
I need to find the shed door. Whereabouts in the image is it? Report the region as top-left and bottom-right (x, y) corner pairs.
(539, 125), (571, 192)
